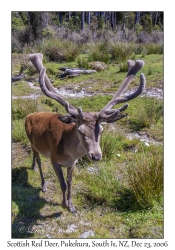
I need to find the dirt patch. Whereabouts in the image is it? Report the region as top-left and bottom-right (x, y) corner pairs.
(12, 141), (29, 167)
(12, 81), (163, 100)
(126, 131), (162, 145)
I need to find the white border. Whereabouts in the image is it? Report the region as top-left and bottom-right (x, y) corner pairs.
(1, 1), (174, 249)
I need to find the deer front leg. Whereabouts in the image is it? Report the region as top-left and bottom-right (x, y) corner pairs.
(32, 148), (47, 192)
(67, 165), (76, 213)
(51, 161), (68, 209)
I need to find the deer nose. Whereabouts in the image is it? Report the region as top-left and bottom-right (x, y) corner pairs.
(91, 154), (101, 161)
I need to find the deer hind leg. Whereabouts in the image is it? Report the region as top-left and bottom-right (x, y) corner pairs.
(31, 147), (47, 192)
(51, 160), (68, 210)
(67, 166), (76, 213)
(31, 150), (38, 172)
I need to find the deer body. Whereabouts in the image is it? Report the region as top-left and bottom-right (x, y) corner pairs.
(25, 111), (103, 165)
(25, 53), (146, 213)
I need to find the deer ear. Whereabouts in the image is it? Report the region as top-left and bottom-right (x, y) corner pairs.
(58, 115), (77, 124)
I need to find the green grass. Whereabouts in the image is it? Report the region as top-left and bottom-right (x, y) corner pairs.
(12, 98), (39, 120)
(12, 52), (163, 239)
(37, 39), (81, 62)
(12, 119), (28, 145)
(12, 139), (163, 238)
(12, 81), (38, 97)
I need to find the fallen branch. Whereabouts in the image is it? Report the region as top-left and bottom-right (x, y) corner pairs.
(58, 67), (96, 79)
(12, 74), (26, 82)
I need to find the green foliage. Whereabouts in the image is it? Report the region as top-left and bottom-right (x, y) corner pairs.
(76, 56), (90, 69)
(147, 66), (153, 75)
(39, 39), (81, 62)
(78, 142), (163, 211)
(12, 99), (38, 120)
(12, 17), (24, 31)
(12, 81), (37, 97)
(153, 25), (162, 31)
(135, 24), (143, 35)
(144, 98), (163, 125)
(125, 97), (163, 131)
(12, 119), (28, 145)
(125, 12), (135, 30)
(141, 14), (153, 33)
(27, 65), (37, 75)
(145, 43), (163, 55)
(127, 145), (163, 208)
(87, 42), (111, 63)
(80, 166), (121, 206)
(119, 61), (128, 72)
(101, 131), (137, 160)
(110, 42), (134, 63)
(42, 27), (55, 39)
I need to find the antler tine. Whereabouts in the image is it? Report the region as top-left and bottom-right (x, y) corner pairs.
(99, 59), (145, 114)
(39, 67), (79, 116)
(128, 59), (135, 71)
(113, 59), (144, 101)
(98, 59), (146, 123)
(29, 53), (79, 117)
(107, 73), (146, 105)
(29, 53), (57, 94)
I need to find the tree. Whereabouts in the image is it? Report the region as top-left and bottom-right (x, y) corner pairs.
(141, 13), (152, 33)
(135, 12), (140, 24)
(81, 12), (85, 30)
(87, 12), (91, 28)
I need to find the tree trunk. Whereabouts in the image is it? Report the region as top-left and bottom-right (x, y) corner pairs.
(135, 12), (140, 24)
(154, 12), (158, 26)
(58, 12), (63, 24)
(88, 12), (91, 28)
(40, 12), (48, 29)
(81, 12), (85, 30)
(111, 12), (115, 30)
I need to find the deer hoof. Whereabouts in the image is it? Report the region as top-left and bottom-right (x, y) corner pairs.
(42, 183), (47, 192)
(32, 165), (38, 172)
(62, 200), (68, 208)
(69, 206), (76, 213)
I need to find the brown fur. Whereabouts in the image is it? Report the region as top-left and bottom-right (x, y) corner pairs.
(25, 112), (78, 161)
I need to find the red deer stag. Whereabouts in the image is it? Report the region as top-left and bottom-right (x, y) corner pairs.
(25, 53), (146, 212)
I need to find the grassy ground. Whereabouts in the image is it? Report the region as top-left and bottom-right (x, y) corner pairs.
(12, 53), (163, 239)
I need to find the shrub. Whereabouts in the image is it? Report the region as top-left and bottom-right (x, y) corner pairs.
(12, 119), (28, 145)
(119, 61), (128, 72)
(12, 36), (23, 53)
(40, 39), (81, 62)
(126, 98), (163, 131)
(101, 131), (124, 160)
(18, 54), (37, 75)
(12, 17), (24, 31)
(76, 56), (90, 69)
(145, 43), (163, 55)
(144, 98), (163, 125)
(135, 24), (143, 35)
(126, 145), (163, 208)
(87, 41), (111, 63)
(101, 130), (139, 161)
(12, 98), (38, 120)
(110, 42), (134, 63)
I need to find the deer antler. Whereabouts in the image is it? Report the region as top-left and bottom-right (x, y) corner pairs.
(29, 53), (82, 117)
(98, 59), (146, 122)
(29, 53), (146, 123)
